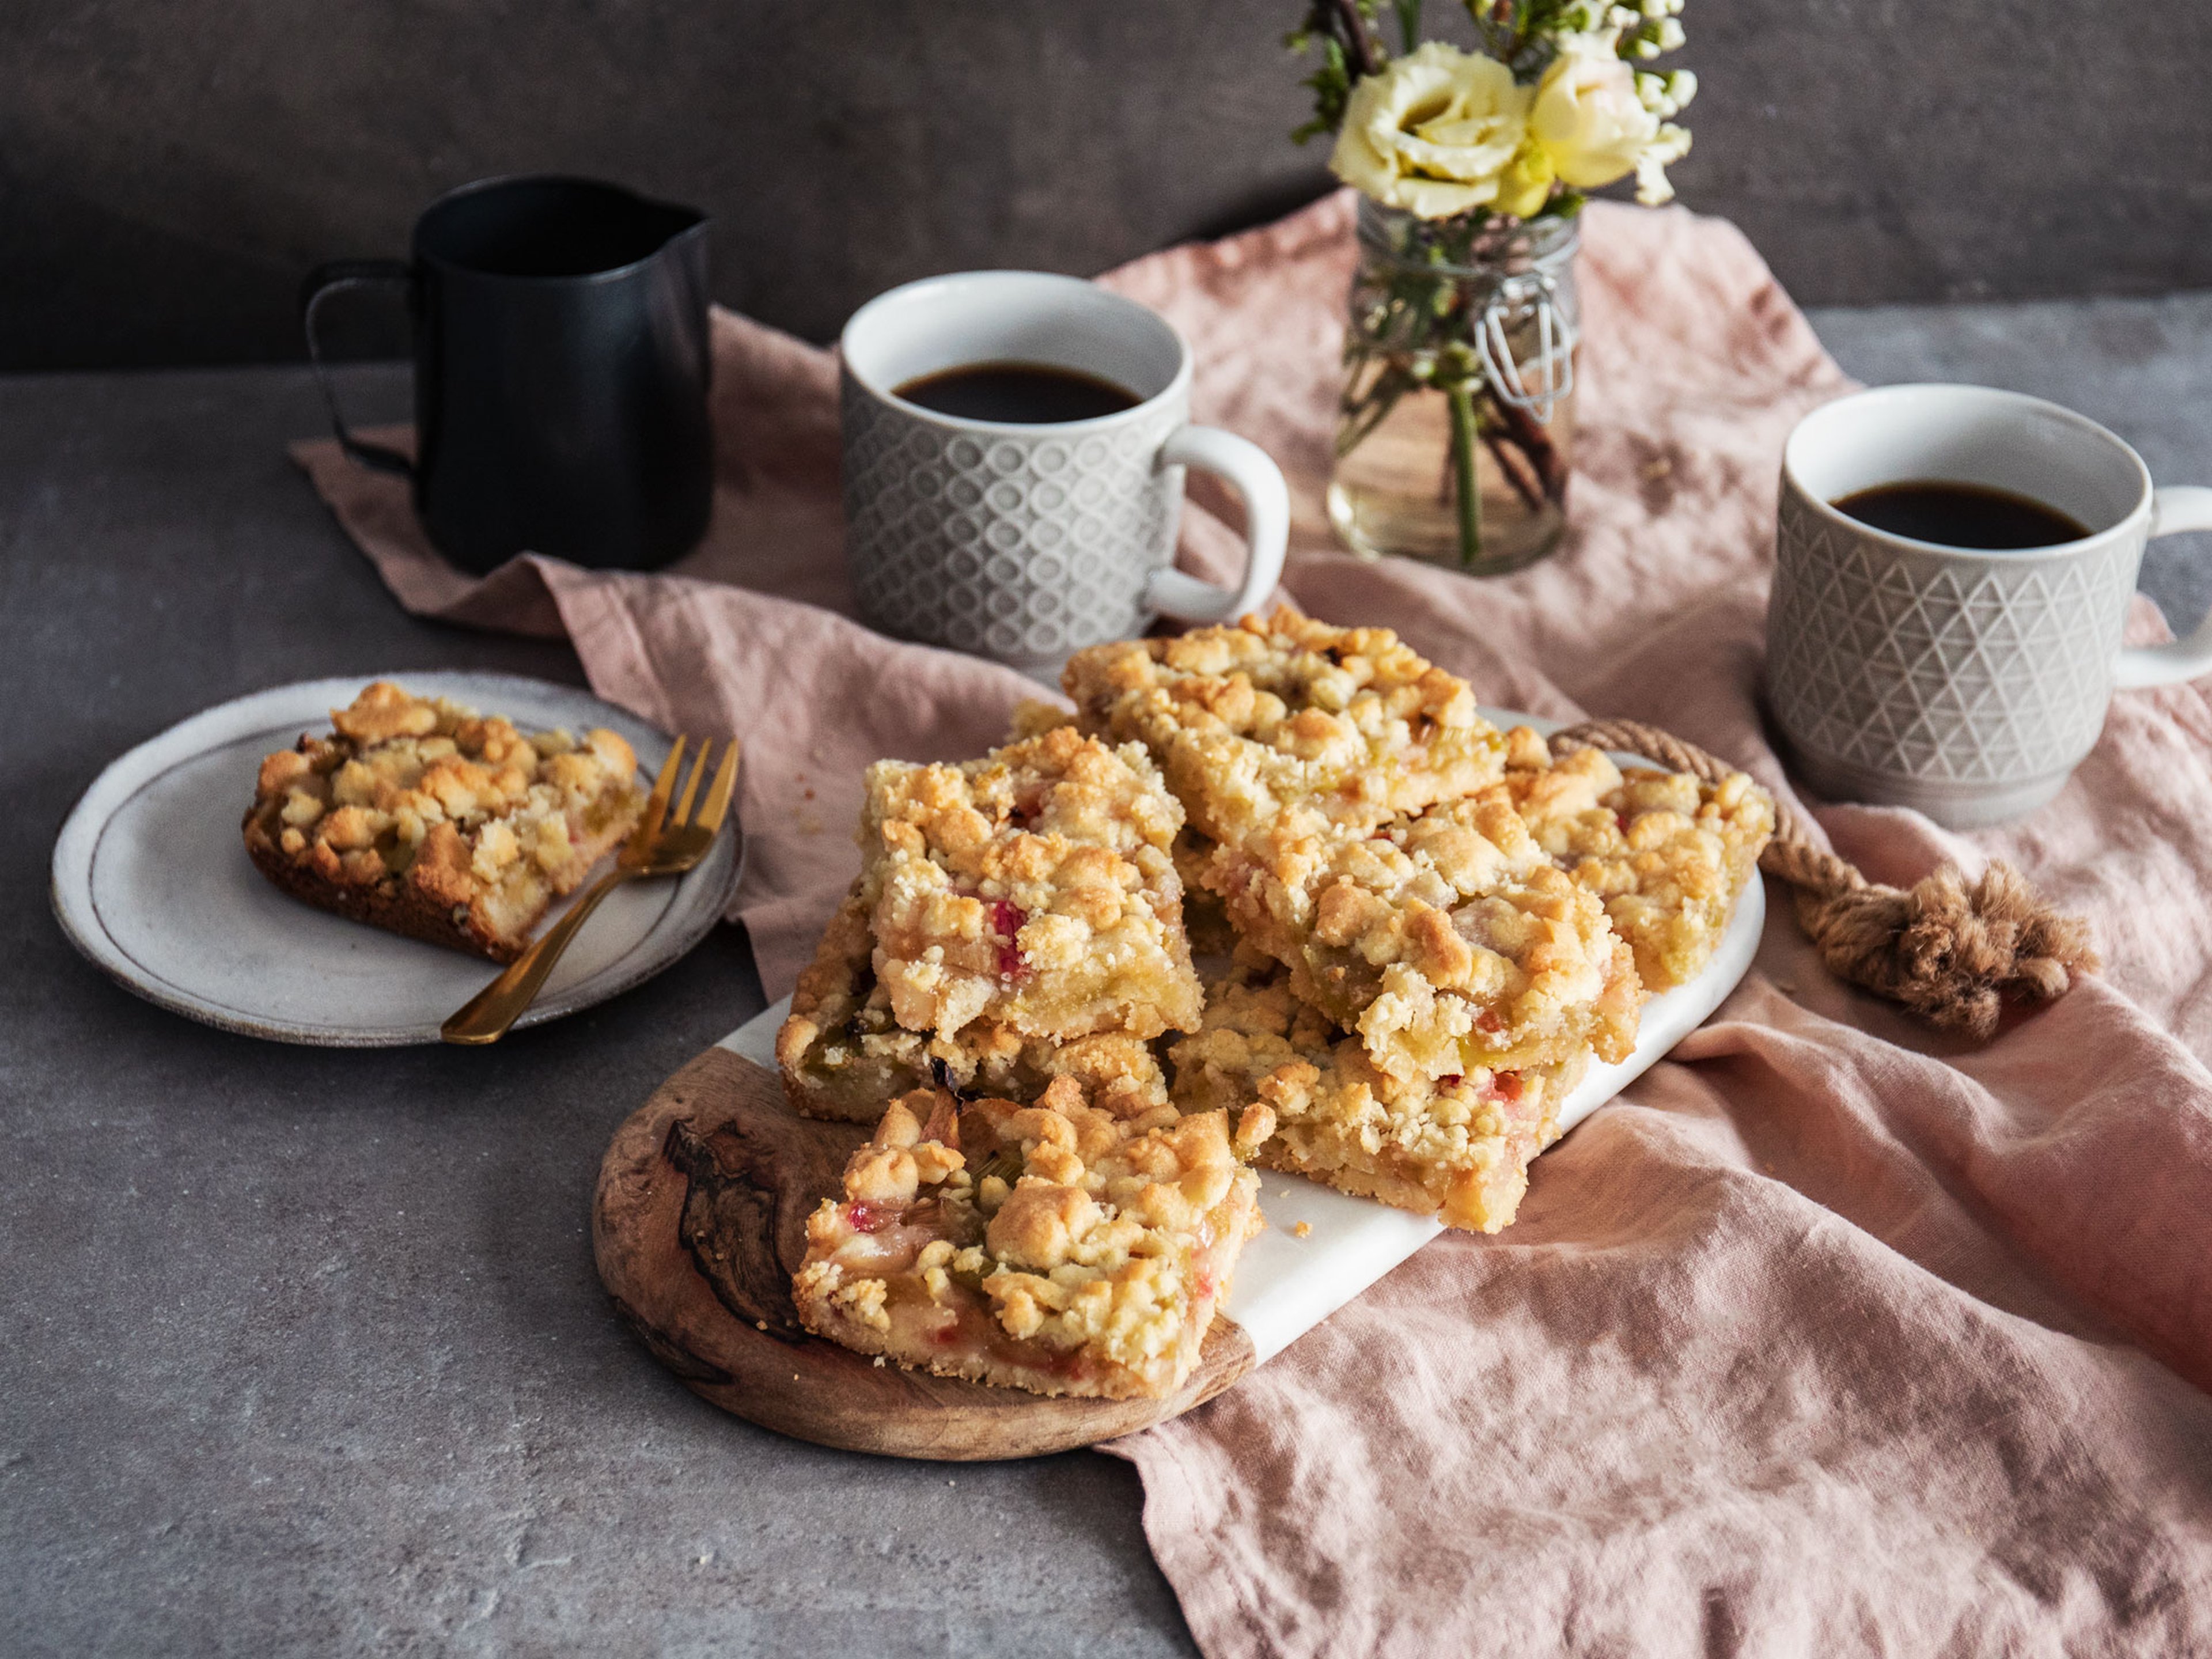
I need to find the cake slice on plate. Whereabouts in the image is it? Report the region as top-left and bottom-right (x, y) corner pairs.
(243, 680), (645, 962)
(792, 1074), (1269, 1400)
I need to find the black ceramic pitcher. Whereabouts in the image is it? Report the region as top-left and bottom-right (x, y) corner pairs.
(303, 175), (713, 574)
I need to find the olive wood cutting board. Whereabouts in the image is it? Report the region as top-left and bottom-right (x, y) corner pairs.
(592, 1041), (1257, 1460)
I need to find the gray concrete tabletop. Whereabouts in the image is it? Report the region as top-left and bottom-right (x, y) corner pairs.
(5, 291), (2210, 1656)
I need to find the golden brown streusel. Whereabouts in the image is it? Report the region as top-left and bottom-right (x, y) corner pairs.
(1203, 787), (1641, 1082)
(1168, 958), (1585, 1234)
(775, 884), (1173, 1123)
(1062, 608), (1507, 851)
(241, 680), (645, 961)
(1502, 736), (1774, 990)
(790, 1075), (1270, 1400)
(857, 725), (1202, 1041)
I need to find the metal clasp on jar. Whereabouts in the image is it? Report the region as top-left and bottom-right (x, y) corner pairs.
(1475, 271), (1575, 424)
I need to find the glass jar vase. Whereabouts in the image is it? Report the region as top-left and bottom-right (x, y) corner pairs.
(1327, 199), (1581, 574)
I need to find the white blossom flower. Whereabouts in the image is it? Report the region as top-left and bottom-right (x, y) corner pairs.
(1633, 123), (1694, 205)
(1635, 67), (1697, 117)
(1329, 42), (1535, 219)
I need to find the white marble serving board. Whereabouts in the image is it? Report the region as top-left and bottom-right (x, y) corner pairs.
(717, 713), (1764, 1368)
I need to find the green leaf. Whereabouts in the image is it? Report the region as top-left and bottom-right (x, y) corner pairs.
(1291, 32), (1353, 142)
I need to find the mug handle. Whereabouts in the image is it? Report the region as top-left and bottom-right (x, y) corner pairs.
(1142, 426), (1290, 625)
(301, 259), (418, 478)
(2115, 487), (2212, 688)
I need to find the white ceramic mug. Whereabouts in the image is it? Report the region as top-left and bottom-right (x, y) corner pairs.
(839, 271), (1289, 676)
(1766, 383), (2212, 827)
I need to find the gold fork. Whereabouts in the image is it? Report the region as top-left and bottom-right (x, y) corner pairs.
(441, 736), (740, 1046)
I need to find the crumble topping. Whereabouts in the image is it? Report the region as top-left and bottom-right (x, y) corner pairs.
(1205, 786), (1641, 1081)
(857, 725), (1202, 1041)
(777, 885), (1174, 1123)
(244, 680), (645, 959)
(1168, 957), (1585, 1233)
(1502, 735), (1775, 990)
(791, 1074), (1269, 1400)
(1062, 607), (1507, 850)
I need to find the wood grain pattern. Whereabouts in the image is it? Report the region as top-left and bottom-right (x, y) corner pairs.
(591, 1046), (1256, 1461)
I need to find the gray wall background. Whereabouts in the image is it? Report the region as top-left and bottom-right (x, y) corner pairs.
(5, 0), (2211, 372)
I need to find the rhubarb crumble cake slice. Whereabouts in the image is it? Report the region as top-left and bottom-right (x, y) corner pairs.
(791, 1074), (1271, 1400)
(776, 884), (1173, 1123)
(243, 680), (645, 961)
(1205, 787), (1642, 1082)
(1169, 958), (1587, 1234)
(856, 724), (1203, 1042)
(1501, 728), (1775, 990)
(1062, 608), (1507, 850)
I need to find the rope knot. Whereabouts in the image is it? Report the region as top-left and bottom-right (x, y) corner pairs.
(1550, 719), (2097, 1040)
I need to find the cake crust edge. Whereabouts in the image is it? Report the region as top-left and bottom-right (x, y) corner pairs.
(243, 804), (523, 963)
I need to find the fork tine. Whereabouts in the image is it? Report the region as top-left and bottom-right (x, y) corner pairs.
(631, 736), (687, 851)
(696, 739), (741, 834)
(670, 738), (713, 828)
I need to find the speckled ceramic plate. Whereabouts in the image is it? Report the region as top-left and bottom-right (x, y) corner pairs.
(51, 672), (744, 1046)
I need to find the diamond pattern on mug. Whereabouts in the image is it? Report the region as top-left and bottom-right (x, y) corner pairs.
(842, 373), (1187, 665)
(1767, 491), (2137, 786)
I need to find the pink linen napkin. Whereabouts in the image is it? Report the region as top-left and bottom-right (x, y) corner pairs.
(294, 192), (2212, 1654)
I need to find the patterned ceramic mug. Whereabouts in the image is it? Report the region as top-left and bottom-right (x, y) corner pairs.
(839, 271), (1288, 677)
(1767, 383), (2212, 828)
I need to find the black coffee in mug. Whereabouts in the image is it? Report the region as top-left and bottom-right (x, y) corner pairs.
(302, 175), (713, 574)
(893, 361), (1139, 424)
(1831, 480), (2090, 550)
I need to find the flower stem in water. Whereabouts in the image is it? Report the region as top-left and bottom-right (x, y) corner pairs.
(1446, 380), (1482, 569)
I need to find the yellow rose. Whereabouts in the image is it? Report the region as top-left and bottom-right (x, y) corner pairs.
(1330, 43), (1533, 220)
(1493, 142), (1556, 220)
(1527, 35), (1661, 190)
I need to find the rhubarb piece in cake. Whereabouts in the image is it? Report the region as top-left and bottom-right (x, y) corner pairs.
(1501, 728), (1775, 990)
(776, 885), (1173, 1123)
(856, 725), (1203, 1042)
(243, 680), (646, 962)
(1206, 787), (1642, 1082)
(1169, 959), (1586, 1234)
(1062, 608), (1507, 850)
(791, 1075), (1270, 1400)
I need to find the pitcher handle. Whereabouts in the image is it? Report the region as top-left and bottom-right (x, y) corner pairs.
(1142, 426), (1290, 625)
(2114, 487), (2212, 688)
(301, 259), (417, 479)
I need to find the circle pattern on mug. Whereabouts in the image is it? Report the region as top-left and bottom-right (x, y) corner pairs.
(841, 372), (1188, 668)
(1766, 490), (2138, 786)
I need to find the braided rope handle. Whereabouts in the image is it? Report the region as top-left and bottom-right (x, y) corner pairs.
(1547, 718), (2097, 1040)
